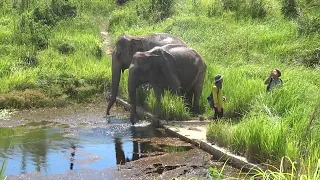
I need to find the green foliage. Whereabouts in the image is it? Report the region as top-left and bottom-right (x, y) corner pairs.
(0, 158), (7, 180)
(208, 167), (223, 180)
(161, 91), (190, 121)
(0, 90), (51, 109)
(136, 86), (149, 108)
(149, 0), (174, 21)
(207, 120), (232, 148)
(296, 48), (320, 67)
(249, 0), (266, 19)
(249, 157), (320, 180)
(94, 45), (103, 60)
(0, 0), (112, 107)
(20, 51), (39, 68)
(12, 12), (51, 50)
(33, 0), (77, 26)
(57, 42), (75, 54)
(1, 0), (320, 176)
(281, 0), (299, 19)
(298, 15), (320, 35)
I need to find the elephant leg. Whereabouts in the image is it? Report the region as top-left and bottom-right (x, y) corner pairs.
(193, 71), (206, 115)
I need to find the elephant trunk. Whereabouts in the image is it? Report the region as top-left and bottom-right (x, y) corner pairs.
(106, 51), (121, 115)
(128, 70), (137, 125)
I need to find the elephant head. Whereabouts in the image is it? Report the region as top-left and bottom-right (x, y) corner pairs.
(106, 34), (187, 115)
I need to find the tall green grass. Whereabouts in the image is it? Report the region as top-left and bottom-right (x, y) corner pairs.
(0, 158), (7, 180)
(108, 0), (320, 174)
(1, 0), (320, 176)
(0, 0), (116, 108)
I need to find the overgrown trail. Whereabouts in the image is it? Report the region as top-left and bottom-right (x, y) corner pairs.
(100, 24), (113, 56)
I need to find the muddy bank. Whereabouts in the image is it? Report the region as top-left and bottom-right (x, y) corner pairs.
(1, 101), (244, 179)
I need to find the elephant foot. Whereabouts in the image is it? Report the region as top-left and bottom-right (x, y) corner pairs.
(191, 107), (200, 116)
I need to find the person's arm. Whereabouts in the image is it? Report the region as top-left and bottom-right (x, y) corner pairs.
(264, 75), (272, 85)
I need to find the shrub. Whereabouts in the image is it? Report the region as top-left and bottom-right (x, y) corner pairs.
(94, 45), (103, 59)
(12, 12), (51, 50)
(136, 85), (150, 108)
(0, 90), (51, 109)
(281, 0), (299, 19)
(250, 0), (266, 19)
(21, 52), (39, 67)
(221, 0), (244, 12)
(33, 0), (77, 26)
(149, 0), (174, 21)
(297, 15), (320, 35)
(296, 48), (320, 67)
(161, 91), (190, 121)
(57, 42), (75, 54)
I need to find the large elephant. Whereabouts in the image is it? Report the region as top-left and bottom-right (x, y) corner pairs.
(106, 33), (187, 115)
(128, 44), (207, 124)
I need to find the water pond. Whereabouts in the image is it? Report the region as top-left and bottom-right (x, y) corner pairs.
(0, 102), (243, 179)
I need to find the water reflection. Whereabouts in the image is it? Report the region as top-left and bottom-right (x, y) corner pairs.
(0, 120), (173, 176)
(114, 137), (125, 165)
(70, 144), (76, 170)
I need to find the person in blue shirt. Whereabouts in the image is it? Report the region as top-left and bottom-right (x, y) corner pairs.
(264, 68), (283, 92)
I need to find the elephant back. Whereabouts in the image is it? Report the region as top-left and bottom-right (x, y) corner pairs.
(162, 45), (206, 90)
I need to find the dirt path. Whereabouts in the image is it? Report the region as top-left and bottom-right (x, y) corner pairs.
(100, 23), (113, 56)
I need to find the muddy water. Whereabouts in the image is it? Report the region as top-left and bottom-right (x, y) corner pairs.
(0, 102), (244, 179)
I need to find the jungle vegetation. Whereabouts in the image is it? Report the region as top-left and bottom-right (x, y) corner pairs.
(1, 0), (320, 178)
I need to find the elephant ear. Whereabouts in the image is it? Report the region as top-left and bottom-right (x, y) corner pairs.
(131, 39), (144, 53)
(115, 35), (130, 55)
(151, 50), (181, 90)
(135, 52), (152, 72)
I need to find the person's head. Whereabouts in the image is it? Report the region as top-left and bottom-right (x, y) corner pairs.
(272, 68), (281, 78)
(214, 74), (224, 84)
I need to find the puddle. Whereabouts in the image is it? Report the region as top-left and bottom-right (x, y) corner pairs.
(0, 119), (185, 176)
(0, 102), (244, 179)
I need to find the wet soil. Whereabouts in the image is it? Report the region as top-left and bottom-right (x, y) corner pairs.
(0, 101), (244, 179)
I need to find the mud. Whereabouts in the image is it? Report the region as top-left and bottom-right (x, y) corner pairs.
(1, 101), (244, 179)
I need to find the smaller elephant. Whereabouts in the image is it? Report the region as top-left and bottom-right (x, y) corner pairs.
(128, 44), (207, 124)
(106, 33), (187, 116)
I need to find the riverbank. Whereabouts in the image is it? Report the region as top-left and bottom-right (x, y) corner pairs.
(1, 101), (243, 180)
(1, 0), (320, 178)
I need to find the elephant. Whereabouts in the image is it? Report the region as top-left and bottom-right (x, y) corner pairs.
(106, 33), (187, 115)
(128, 44), (207, 124)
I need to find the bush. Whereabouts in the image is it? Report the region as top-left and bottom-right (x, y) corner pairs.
(161, 91), (190, 121)
(298, 15), (320, 35)
(57, 42), (75, 54)
(12, 12), (51, 50)
(33, 0), (77, 26)
(221, 0), (244, 12)
(296, 48), (320, 68)
(149, 0), (174, 21)
(0, 90), (51, 109)
(281, 0), (299, 19)
(94, 45), (103, 59)
(250, 0), (266, 19)
(21, 52), (39, 67)
(218, 0), (266, 19)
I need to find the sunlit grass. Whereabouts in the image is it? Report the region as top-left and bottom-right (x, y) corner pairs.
(0, 158), (7, 180)
(1, 0), (320, 177)
(106, 0), (320, 175)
